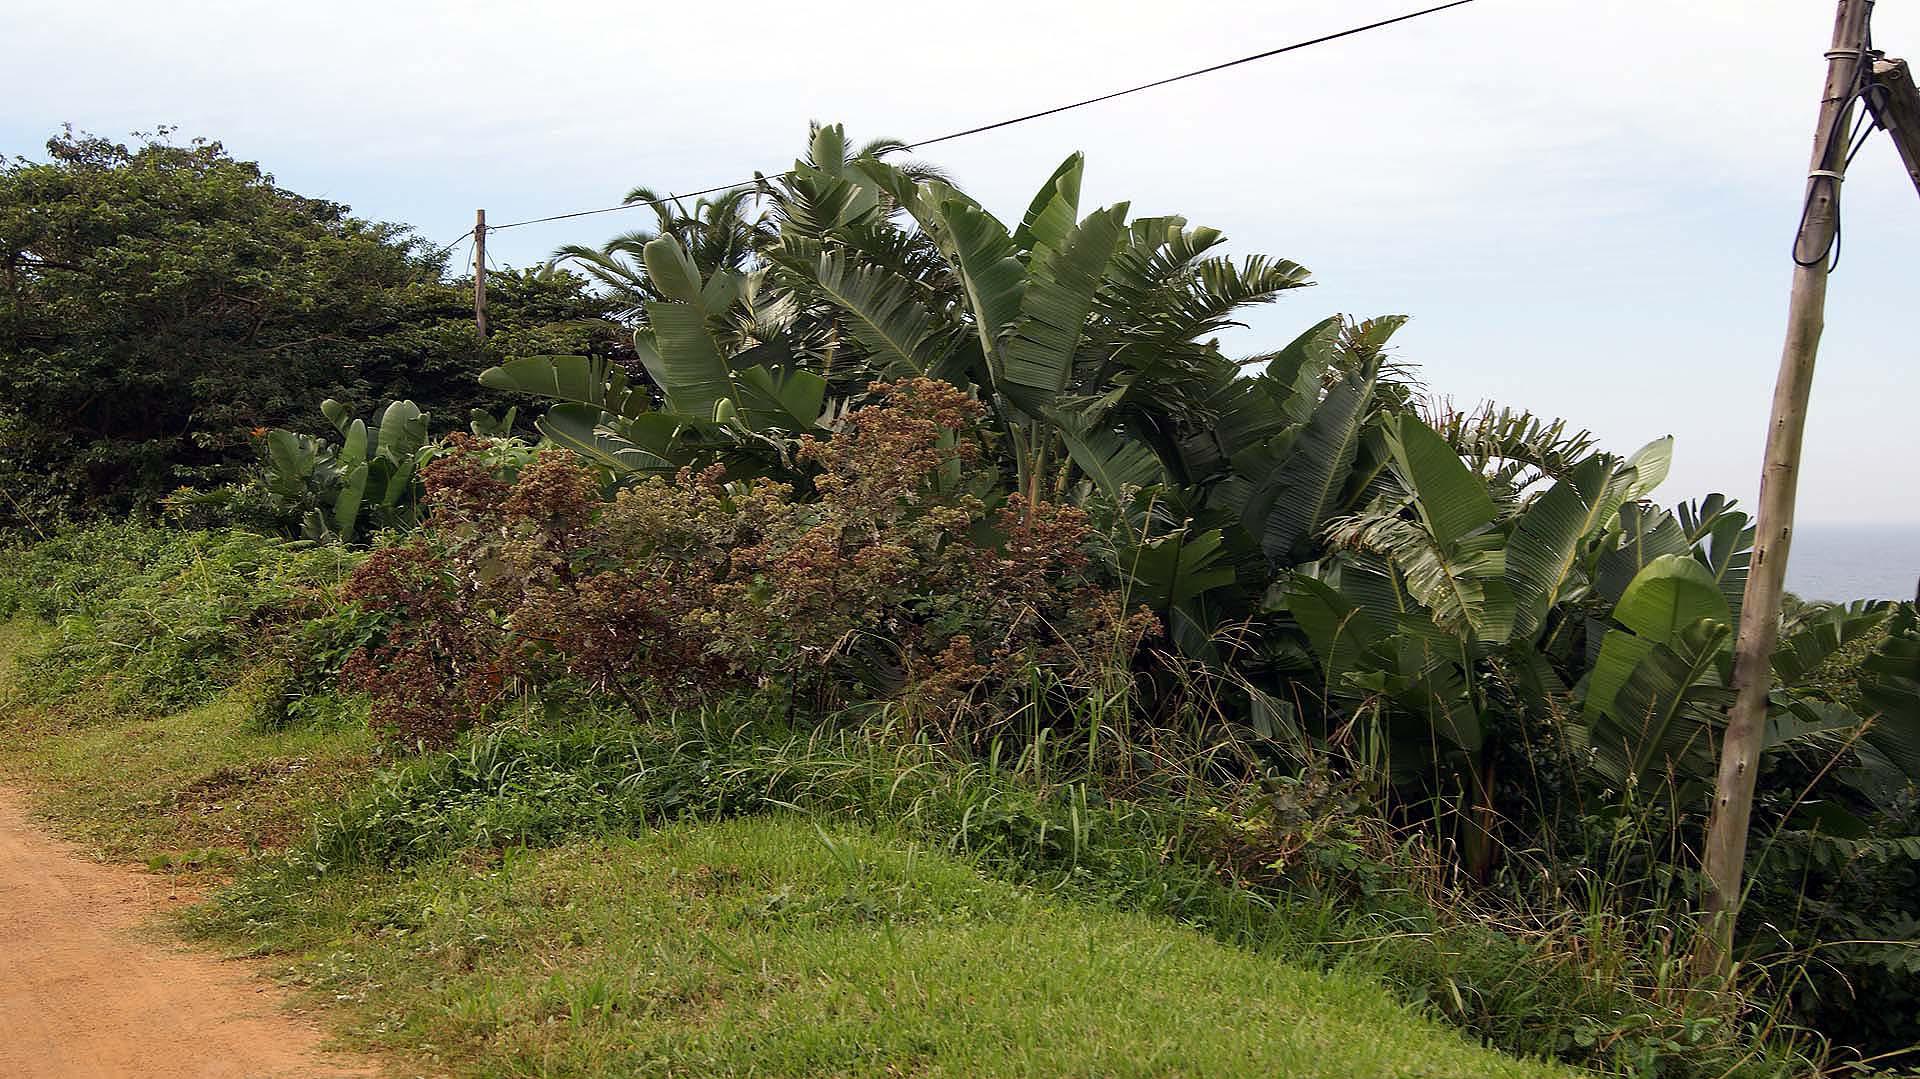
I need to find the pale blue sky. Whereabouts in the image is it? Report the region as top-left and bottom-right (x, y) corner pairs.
(6, 0), (1918, 524)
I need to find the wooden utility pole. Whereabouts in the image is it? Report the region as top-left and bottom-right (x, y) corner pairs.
(473, 208), (488, 338)
(1696, 0), (1874, 977)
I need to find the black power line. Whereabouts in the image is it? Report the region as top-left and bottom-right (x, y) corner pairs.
(1792, 19), (1879, 271)
(900, 0), (1479, 153)
(482, 0), (1482, 235)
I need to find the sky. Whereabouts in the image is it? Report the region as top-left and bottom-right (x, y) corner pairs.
(5, 0), (1919, 525)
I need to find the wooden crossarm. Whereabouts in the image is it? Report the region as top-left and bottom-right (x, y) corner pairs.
(1870, 57), (1920, 200)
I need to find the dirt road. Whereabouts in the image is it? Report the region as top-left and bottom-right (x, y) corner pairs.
(0, 787), (376, 1079)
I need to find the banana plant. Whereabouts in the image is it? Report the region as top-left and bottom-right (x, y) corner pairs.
(775, 146), (1364, 643)
(260, 399), (430, 543)
(1579, 555), (1909, 802)
(1281, 410), (1668, 874)
(480, 238), (832, 482)
(501, 126), (1404, 661)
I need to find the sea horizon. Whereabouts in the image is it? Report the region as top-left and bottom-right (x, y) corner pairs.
(1784, 521), (1920, 602)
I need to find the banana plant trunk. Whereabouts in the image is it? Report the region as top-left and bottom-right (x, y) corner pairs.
(1696, 0), (1870, 979)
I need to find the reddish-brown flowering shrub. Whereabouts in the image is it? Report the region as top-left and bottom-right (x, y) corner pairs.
(339, 378), (1156, 743)
(338, 536), (513, 743)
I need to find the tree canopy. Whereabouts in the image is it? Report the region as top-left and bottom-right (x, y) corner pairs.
(0, 128), (618, 529)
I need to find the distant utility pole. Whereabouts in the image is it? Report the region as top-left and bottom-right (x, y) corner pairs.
(473, 208), (488, 338)
(1697, 0), (1876, 977)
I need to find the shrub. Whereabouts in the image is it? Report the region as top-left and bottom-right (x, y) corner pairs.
(0, 523), (362, 715)
(339, 379), (1156, 743)
(0, 519), (180, 620)
(239, 599), (384, 731)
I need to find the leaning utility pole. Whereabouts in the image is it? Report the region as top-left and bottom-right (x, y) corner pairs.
(1696, 0), (1874, 977)
(473, 208), (489, 338)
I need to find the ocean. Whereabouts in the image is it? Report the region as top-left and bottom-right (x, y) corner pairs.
(1785, 523), (1920, 603)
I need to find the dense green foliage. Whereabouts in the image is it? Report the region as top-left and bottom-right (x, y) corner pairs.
(3, 123), (1916, 1073)
(0, 523), (360, 716)
(0, 519), (1873, 1077)
(0, 129), (620, 529)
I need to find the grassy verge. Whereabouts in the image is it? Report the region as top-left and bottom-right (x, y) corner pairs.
(0, 617), (376, 876)
(192, 817), (1570, 1078)
(0, 620), (1578, 1078)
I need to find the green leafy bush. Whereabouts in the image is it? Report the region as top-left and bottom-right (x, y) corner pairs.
(236, 602), (383, 731)
(0, 129), (627, 531)
(0, 519), (181, 620)
(1, 523), (361, 714)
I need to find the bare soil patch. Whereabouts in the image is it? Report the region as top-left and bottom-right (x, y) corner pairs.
(0, 786), (377, 1079)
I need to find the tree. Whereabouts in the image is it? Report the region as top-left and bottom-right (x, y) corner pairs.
(0, 128), (618, 531)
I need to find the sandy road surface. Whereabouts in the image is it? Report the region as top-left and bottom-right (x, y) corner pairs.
(0, 787), (376, 1079)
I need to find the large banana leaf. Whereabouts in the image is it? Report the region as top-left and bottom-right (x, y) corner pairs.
(1695, 506), (1754, 624)
(1328, 514), (1513, 641)
(1623, 436), (1674, 501)
(479, 354), (650, 420)
(1858, 606), (1920, 785)
(640, 304), (735, 420)
(1319, 414), (1514, 640)
(338, 418), (368, 467)
(1262, 316), (1343, 426)
(373, 401), (427, 464)
(1118, 527), (1234, 612)
(1386, 413), (1495, 550)
(536, 405), (677, 475)
(732, 365), (828, 433)
(370, 401), (428, 509)
(1283, 574), (1387, 695)
(774, 159), (881, 241)
(932, 196), (1026, 365)
(1382, 638), (1485, 754)
(264, 430), (318, 498)
(333, 459), (368, 541)
(1332, 554), (1461, 661)
(809, 123), (847, 176)
(1506, 454), (1632, 639)
(1594, 503), (1693, 605)
(1583, 555), (1733, 790)
(1612, 553), (1730, 645)
(1290, 595), (1482, 758)
(641, 235), (707, 309)
(1000, 205), (1128, 413)
(1593, 619), (1731, 790)
(1864, 604), (1920, 705)
(320, 398), (355, 440)
(1256, 360), (1380, 565)
(849, 159), (945, 238)
(1772, 601), (1892, 686)
(1055, 417), (1167, 501)
(1012, 153), (1084, 253)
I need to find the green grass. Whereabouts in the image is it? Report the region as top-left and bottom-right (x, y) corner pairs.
(0, 617), (376, 874)
(193, 816), (1573, 1079)
(0, 620), (1576, 1078)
